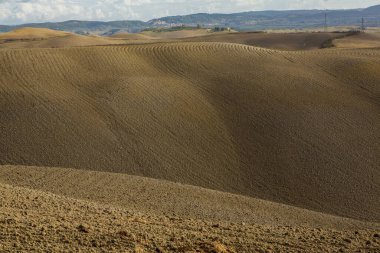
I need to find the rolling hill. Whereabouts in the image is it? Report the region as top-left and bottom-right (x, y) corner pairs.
(334, 31), (380, 48)
(111, 29), (215, 40)
(0, 28), (129, 48)
(0, 27), (71, 40)
(180, 32), (351, 50)
(1, 22), (380, 252)
(0, 42), (379, 224)
(0, 20), (146, 34)
(1, 28), (374, 51)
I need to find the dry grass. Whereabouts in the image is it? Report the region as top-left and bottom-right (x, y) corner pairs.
(334, 32), (380, 48)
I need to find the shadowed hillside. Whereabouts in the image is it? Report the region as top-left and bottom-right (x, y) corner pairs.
(0, 42), (379, 223)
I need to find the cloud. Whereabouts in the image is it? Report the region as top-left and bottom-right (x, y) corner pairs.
(0, 0), (378, 25)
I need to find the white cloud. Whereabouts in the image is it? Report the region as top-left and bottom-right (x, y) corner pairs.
(0, 0), (378, 25)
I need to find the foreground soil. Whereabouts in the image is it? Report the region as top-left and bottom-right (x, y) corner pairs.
(1, 165), (378, 230)
(1, 182), (379, 252)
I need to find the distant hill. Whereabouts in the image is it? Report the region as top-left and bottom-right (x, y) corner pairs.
(149, 5), (380, 30)
(0, 5), (379, 34)
(0, 28), (130, 48)
(365, 4), (380, 14)
(0, 20), (146, 35)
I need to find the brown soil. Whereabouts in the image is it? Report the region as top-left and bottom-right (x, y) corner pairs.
(0, 31), (379, 251)
(1, 28), (354, 50)
(1, 182), (379, 252)
(1, 165), (378, 230)
(180, 32), (350, 50)
(0, 43), (379, 223)
(0, 28), (127, 48)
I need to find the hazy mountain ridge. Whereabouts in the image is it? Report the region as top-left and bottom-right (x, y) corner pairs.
(0, 5), (379, 34)
(150, 6), (380, 30)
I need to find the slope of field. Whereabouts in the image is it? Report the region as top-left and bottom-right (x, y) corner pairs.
(181, 32), (349, 50)
(111, 32), (156, 40)
(0, 27), (71, 40)
(0, 43), (379, 223)
(0, 29), (359, 50)
(334, 32), (380, 48)
(1, 165), (378, 230)
(0, 28), (126, 48)
(111, 29), (215, 40)
(141, 29), (215, 39)
(2, 182), (379, 252)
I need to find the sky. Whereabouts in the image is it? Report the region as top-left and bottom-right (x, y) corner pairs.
(0, 0), (379, 25)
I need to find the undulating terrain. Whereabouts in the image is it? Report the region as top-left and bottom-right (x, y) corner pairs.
(334, 32), (380, 48)
(0, 27), (367, 50)
(0, 28), (379, 252)
(0, 28), (127, 48)
(109, 29), (224, 43)
(181, 32), (351, 50)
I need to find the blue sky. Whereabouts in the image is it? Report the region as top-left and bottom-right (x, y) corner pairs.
(0, 0), (379, 25)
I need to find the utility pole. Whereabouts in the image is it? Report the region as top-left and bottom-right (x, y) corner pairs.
(324, 11), (328, 32)
(361, 17), (365, 32)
